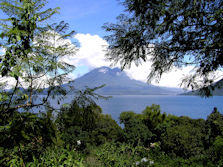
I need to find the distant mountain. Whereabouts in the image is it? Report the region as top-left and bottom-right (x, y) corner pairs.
(182, 79), (223, 96)
(64, 66), (183, 95)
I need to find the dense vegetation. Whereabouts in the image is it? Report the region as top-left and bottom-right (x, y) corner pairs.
(0, 101), (223, 166)
(1, 0), (223, 166)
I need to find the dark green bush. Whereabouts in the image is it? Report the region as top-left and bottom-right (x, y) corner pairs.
(160, 116), (205, 158)
(0, 110), (56, 166)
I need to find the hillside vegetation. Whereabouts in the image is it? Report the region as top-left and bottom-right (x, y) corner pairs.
(1, 0), (222, 166)
(1, 100), (223, 166)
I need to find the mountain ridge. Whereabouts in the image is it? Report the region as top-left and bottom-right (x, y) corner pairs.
(181, 79), (223, 96)
(65, 66), (184, 95)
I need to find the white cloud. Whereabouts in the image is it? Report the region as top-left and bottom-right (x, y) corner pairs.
(67, 33), (195, 88)
(65, 33), (223, 88)
(65, 33), (110, 70)
(0, 48), (6, 55)
(0, 48), (15, 89)
(0, 77), (16, 89)
(66, 72), (77, 81)
(98, 68), (108, 73)
(0, 20), (221, 90)
(124, 63), (223, 89)
(124, 63), (151, 83)
(3, 33), (220, 89)
(123, 62), (195, 88)
(153, 66), (194, 88)
(0, 31), (78, 89)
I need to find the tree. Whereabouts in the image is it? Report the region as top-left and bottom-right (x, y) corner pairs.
(142, 104), (166, 131)
(204, 108), (223, 164)
(103, 0), (223, 96)
(120, 111), (153, 146)
(56, 87), (110, 150)
(161, 116), (205, 158)
(205, 107), (223, 147)
(92, 114), (124, 145)
(0, 0), (76, 164)
(0, 110), (57, 164)
(0, 0), (76, 113)
(141, 104), (167, 141)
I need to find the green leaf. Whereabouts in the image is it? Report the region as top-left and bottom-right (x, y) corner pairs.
(21, 130), (30, 140)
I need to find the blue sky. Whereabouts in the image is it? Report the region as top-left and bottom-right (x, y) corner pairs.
(2, 0), (222, 88)
(0, 0), (202, 88)
(0, 0), (125, 81)
(46, 0), (124, 37)
(46, 1), (195, 88)
(44, 0), (125, 78)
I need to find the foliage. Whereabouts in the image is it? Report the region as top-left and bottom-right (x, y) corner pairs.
(73, 84), (110, 108)
(203, 108), (223, 165)
(119, 105), (223, 165)
(32, 146), (84, 167)
(120, 104), (167, 146)
(92, 114), (124, 145)
(142, 105), (166, 129)
(0, 0), (76, 112)
(93, 106), (223, 167)
(0, 110), (56, 166)
(204, 107), (223, 147)
(56, 101), (101, 150)
(0, 101), (222, 166)
(148, 152), (205, 167)
(57, 96), (123, 151)
(141, 104), (167, 141)
(6, 146), (84, 167)
(103, 0), (223, 96)
(96, 142), (150, 167)
(0, 0), (77, 165)
(56, 88), (115, 149)
(120, 111), (153, 146)
(160, 116), (205, 159)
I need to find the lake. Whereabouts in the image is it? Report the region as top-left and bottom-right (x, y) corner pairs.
(47, 95), (223, 123)
(96, 95), (223, 123)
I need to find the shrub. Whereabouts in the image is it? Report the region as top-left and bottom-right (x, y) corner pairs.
(6, 146), (84, 167)
(96, 142), (151, 167)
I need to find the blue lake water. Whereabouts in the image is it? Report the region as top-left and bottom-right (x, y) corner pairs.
(42, 95), (223, 123)
(95, 95), (223, 123)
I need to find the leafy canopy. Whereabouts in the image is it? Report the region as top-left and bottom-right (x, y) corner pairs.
(0, 0), (77, 165)
(103, 0), (223, 96)
(0, 0), (76, 112)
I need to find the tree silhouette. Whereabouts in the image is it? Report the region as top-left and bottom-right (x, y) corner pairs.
(103, 0), (223, 96)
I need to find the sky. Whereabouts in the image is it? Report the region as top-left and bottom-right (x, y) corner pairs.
(1, 0), (222, 88)
(43, 0), (193, 88)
